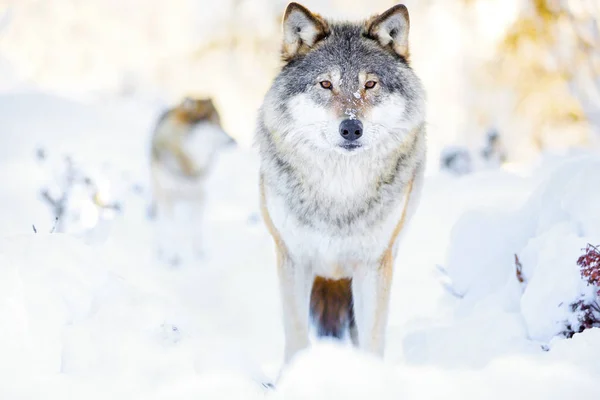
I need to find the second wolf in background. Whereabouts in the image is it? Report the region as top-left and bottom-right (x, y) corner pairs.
(150, 97), (235, 265)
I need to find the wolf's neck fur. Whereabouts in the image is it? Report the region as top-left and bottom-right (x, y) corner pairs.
(262, 124), (424, 232)
(295, 147), (399, 200)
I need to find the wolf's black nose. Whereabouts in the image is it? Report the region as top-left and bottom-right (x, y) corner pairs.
(339, 119), (363, 141)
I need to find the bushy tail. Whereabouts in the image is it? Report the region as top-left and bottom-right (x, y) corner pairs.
(309, 277), (354, 339)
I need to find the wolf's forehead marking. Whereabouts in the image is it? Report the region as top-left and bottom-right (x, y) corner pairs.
(320, 68), (341, 84)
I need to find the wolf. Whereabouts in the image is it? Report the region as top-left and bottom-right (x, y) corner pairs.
(150, 97), (235, 264)
(256, 2), (427, 365)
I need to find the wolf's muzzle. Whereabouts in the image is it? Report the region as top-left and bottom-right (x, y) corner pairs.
(339, 119), (363, 141)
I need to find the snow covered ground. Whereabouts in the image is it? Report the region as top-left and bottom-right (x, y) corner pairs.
(1, 89), (600, 399)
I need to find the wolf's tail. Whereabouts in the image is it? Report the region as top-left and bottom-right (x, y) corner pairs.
(309, 277), (354, 339)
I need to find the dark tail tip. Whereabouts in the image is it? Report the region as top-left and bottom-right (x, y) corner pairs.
(310, 277), (354, 339)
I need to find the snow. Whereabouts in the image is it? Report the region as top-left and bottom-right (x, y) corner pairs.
(1, 1), (600, 396)
(443, 156), (600, 344)
(344, 108), (357, 120)
(0, 90), (599, 399)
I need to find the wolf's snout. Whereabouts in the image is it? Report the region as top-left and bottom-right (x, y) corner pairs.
(339, 119), (363, 141)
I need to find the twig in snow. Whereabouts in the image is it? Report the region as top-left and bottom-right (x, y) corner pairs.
(50, 217), (59, 234)
(40, 189), (66, 233)
(515, 254), (526, 284)
(436, 264), (465, 299)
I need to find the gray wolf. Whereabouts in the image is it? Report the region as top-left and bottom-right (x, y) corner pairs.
(149, 97), (235, 264)
(256, 2), (427, 365)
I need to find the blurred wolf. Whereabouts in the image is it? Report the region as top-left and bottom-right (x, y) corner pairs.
(150, 97), (235, 263)
(257, 3), (427, 365)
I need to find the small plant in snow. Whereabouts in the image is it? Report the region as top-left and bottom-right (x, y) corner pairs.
(481, 128), (506, 167)
(37, 151), (122, 234)
(440, 146), (472, 176)
(577, 244), (600, 293)
(562, 244), (600, 338)
(515, 254), (526, 285)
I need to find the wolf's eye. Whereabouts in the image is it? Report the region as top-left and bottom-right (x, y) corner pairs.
(320, 81), (332, 90)
(365, 80), (377, 89)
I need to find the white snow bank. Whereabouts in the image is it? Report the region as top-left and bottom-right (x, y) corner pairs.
(0, 233), (272, 399)
(0, 91), (160, 236)
(1, 89), (600, 398)
(444, 156), (600, 345)
(519, 157), (600, 341)
(2, 168), (599, 399)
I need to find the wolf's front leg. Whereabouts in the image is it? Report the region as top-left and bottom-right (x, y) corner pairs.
(277, 251), (312, 364)
(188, 199), (206, 259)
(351, 259), (394, 356)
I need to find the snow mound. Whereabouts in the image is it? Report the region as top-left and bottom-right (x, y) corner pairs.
(445, 156), (600, 344)
(1, 89), (600, 398)
(275, 343), (403, 399)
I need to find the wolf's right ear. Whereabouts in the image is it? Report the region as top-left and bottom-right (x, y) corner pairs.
(282, 3), (330, 61)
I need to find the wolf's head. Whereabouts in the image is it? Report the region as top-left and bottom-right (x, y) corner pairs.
(261, 3), (425, 158)
(152, 97), (236, 178)
(177, 97), (222, 127)
(174, 96), (236, 151)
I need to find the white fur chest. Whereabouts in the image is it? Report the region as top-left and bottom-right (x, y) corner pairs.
(264, 183), (407, 278)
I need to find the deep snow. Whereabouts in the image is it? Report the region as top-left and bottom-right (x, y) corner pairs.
(1, 90), (600, 399)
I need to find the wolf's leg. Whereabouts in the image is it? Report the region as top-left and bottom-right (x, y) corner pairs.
(155, 193), (182, 266)
(278, 251), (312, 364)
(351, 259), (393, 356)
(188, 196), (206, 259)
(351, 170), (419, 354)
(349, 320), (359, 346)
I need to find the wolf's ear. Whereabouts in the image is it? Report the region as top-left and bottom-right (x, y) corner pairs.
(365, 4), (410, 60)
(282, 2), (330, 61)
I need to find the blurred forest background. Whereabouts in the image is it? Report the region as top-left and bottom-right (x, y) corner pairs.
(1, 0), (599, 171)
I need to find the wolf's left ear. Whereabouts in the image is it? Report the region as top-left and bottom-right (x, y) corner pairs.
(282, 2), (330, 61)
(366, 4), (410, 60)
